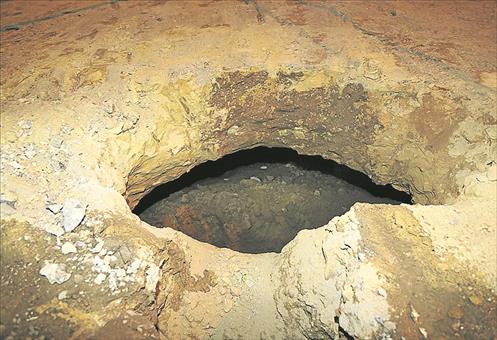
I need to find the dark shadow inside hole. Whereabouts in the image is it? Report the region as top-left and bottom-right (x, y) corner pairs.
(134, 147), (412, 253)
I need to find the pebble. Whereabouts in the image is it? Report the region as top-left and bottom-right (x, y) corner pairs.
(469, 295), (483, 305)
(18, 120), (33, 130)
(24, 145), (36, 159)
(47, 204), (62, 214)
(92, 255), (111, 273)
(61, 242), (77, 254)
(250, 176), (261, 182)
(40, 263), (71, 284)
(358, 252), (366, 262)
(448, 306), (464, 319)
(50, 136), (64, 148)
(62, 199), (86, 232)
(90, 241), (104, 254)
(409, 304), (420, 322)
(58, 290), (68, 300)
(44, 224), (65, 237)
(118, 245), (132, 264)
(260, 165), (268, 170)
(419, 327), (428, 338)
(377, 287), (387, 297)
(94, 273), (107, 285)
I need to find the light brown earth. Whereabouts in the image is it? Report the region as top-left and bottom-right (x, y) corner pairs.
(0, 1), (496, 339)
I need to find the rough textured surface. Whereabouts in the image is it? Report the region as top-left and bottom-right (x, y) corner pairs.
(139, 159), (405, 253)
(1, 1), (496, 339)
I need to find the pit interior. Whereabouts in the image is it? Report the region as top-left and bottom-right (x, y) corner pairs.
(133, 147), (412, 253)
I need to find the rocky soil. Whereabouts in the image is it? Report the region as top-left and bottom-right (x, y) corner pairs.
(140, 156), (405, 253)
(1, 1), (496, 339)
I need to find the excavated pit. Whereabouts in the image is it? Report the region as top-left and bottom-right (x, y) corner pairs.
(134, 147), (411, 253)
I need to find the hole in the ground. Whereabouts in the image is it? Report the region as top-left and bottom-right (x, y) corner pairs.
(133, 147), (412, 253)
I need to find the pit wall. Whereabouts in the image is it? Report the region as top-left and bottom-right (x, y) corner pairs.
(122, 67), (495, 209)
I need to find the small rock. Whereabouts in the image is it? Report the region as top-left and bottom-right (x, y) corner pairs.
(94, 273), (107, 285)
(409, 304), (420, 322)
(61, 242), (77, 254)
(266, 175), (274, 181)
(90, 241), (104, 254)
(250, 176), (261, 182)
(127, 259), (142, 274)
(58, 290), (68, 300)
(469, 295), (483, 305)
(62, 199), (86, 232)
(313, 189), (320, 196)
(260, 165), (268, 170)
(448, 306), (464, 319)
(47, 204), (62, 214)
(223, 297), (234, 313)
(10, 160), (23, 170)
(451, 321), (461, 331)
(358, 252), (366, 262)
(44, 224), (65, 237)
(50, 136), (64, 148)
(99, 248), (108, 257)
(377, 287), (387, 297)
(24, 145), (36, 159)
(18, 120), (33, 130)
(118, 245), (132, 264)
(419, 327), (428, 338)
(93, 255), (111, 273)
(40, 263), (71, 284)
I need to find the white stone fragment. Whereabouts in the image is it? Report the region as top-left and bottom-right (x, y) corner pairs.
(61, 242), (77, 254)
(95, 273), (107, 285)
(24, 144), (36, 159)
(377, 287), (387, 297)
(419, 327), (428, 338)
(44, 224), (65, 237)
(58, 290), (68, 300)
(410, 304), (420, 322)
(127, 259), (142, 274)
(260, 165), (268, 169)
(47, 204), (63, 214)
(358, 252), (366, 262)
(250, 176), (261, 182)
(62, 199), (86, 232)
(18, 120), (33, 130)
(108, 271), (118, 290)
(90, 241), (104, 254)
(92, 256), (111, 273)
(40, 263), (71, 284)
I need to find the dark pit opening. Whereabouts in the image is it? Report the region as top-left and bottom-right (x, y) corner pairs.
(134, 147), (412, 253)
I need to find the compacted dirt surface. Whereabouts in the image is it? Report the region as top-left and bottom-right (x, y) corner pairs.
(1, 1), (496, 339)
